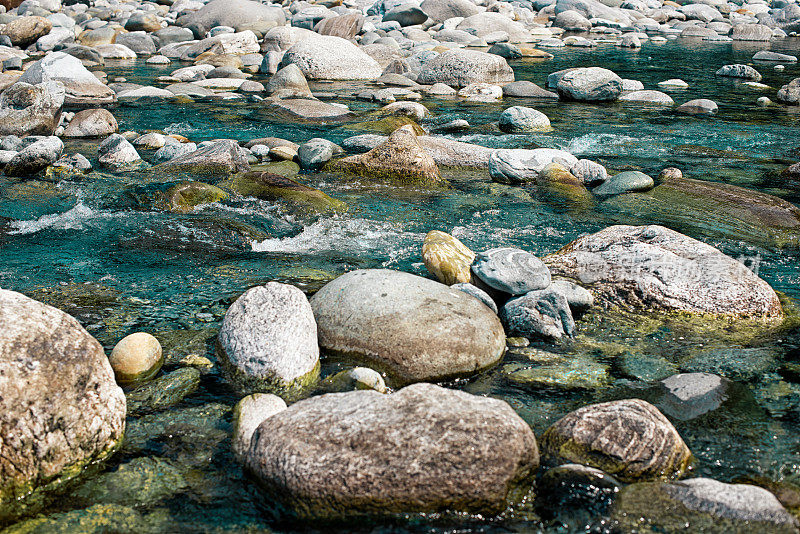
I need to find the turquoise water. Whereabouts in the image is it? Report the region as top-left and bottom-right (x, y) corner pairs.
(3, 39), (800, 531)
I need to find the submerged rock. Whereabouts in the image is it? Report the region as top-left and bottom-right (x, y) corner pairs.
(544, 225), (783, 320)
(72, 457), (187, 508)
(0, 289), (126, 521)
(166, 181), (229, 214)
(541, 399), (692, 482)
(658, 372), (729, 421)
(503, 352), (608, 390)
(125, 367), (202, 417)
(224, 171), (345, 213)
(422, 230), (475, 285)
(611, 478), (799, 533)
(332, 125), (441, 185)
(217, 282), (320, 398)
(244, 383), (539, 520)
(600, 176), (800, 248)
(310, 269), (506, 383)
(320, 367), (387, 394)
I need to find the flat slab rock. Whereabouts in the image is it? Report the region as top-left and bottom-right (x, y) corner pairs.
(310, 269), (506, 383)
(244, 383), (539, 520)
(544, 224), (783, 320)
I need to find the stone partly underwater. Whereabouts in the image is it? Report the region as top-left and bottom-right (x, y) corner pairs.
(2, 0), (800, 532)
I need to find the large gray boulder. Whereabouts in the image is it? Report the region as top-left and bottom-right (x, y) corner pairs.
(0, 81), (64, 137)
(556, 67), (623, 101)
(180, 0), (286, 33)
(545, 225), (783, 319)
(731, 23), (773, 41)
(612, 478), (799, 532)
(420, 0), (480, 22)
(716, 64), (762, 81)
(0, 289), (126, 522)
(489, 148), (578, 184)
(152, 139), (250, 178)
(4, 136), (63, 176)
(18, 52), (114, 106)
(310, 269), (506, 383)
(280, 34), (382, 80)
(777, 78), (800, 105)
(455, 12), (533, 42)
(217, 282), (320, 399)
(417, 49), (514, 88)
(97, 134), (140, 170)
(63, 108), (118, 138)
(541, 399), (692, 482)
(244, 383), (539, 520)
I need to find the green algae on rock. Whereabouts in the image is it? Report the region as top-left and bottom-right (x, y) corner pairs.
(599, 177), (800, 249)
(2, 504), (145, 534)
(328, 125), (443, 187)
(422, 229), (475, 285)
(125, 367), (202, 416)
(219, 171), (347, 214)
(166, 181), (229, 214)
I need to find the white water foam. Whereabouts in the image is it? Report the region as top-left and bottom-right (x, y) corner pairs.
(252, 217), (426, 267)
(9, 201), (98, 235)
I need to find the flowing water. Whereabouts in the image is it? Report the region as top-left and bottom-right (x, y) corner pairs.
(3, 38), (800, 532)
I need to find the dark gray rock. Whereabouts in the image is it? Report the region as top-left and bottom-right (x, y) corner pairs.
(500, 286), (575, 340)
(244, 383), (539, 520)
(472, 247), (551, 295)
(125, 367), (202, 417)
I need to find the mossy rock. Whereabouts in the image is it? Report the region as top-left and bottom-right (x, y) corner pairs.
(125, 367), (202, 417)
(503, 351), (610, 391)
(166, 181), (229, 213)
(219, 172), (347, 214)
(249, 160), (300, 178)
(599, 176), (800, 248)
(2, 504), (145, 534)
(216, 339), (321, 402)
(344, 115), (426, 136)
(71, 457), (188, 508)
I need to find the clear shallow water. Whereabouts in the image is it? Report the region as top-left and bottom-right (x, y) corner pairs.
(3, 39), (800, 532)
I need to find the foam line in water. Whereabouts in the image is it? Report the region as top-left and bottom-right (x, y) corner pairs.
(9, 201), (98, 235)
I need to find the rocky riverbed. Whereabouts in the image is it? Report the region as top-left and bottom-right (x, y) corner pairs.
(2, 0), (800, 531)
